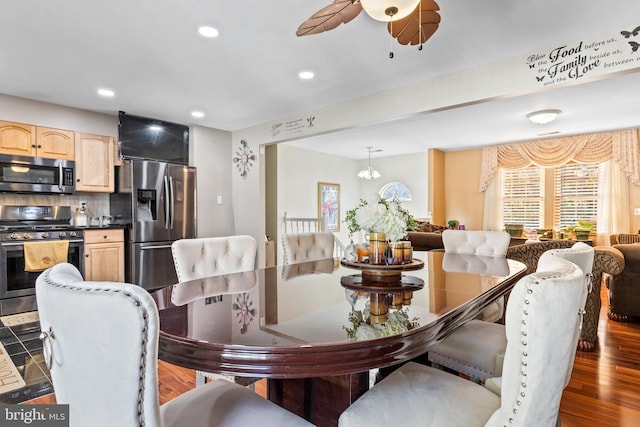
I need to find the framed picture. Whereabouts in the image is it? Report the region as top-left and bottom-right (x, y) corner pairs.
(318, 182), (340, 231)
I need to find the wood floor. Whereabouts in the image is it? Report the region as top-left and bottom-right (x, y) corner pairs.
(26, 286), (640, 426)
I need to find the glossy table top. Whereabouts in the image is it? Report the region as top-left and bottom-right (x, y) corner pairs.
(152, 251), (526, 378)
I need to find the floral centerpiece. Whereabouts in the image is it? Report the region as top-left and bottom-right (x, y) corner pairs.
(345, 198), (416, 264)
(345, 198), (416, 242)
(344, 307), (419, 341)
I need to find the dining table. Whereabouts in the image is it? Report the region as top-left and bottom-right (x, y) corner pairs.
(151, 250), (526, 427)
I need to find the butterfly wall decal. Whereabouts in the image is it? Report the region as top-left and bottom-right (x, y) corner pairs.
(620, 25), (640, 38)
(296, 0), (441, 47)
(630, 41), (639, 52)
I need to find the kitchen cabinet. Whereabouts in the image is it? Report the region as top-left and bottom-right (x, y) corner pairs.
(75, 132), (114, 192)
(84, 228), (124, 282)
(0, 120), (75, 160)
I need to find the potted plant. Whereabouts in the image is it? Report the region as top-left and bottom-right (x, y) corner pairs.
(563, 220), (595, 241)
(504, 223), (524, 237)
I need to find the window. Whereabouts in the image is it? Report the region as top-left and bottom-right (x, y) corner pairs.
(379, 182), (412, 201)
(502, 167), (544, 229)
(554, 163), (601, 229)
(501, 162), (602, 231)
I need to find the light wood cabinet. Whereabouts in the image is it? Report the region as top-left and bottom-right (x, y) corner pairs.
(75, 132), (114, 192)
(0, 121), (75, 159)
(35, 127), (75, 160)
(84, 228), (125, 282)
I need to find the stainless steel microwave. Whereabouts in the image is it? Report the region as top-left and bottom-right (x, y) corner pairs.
(0, 154), (75, 194)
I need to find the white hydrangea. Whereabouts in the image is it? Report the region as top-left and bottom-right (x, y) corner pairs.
(350, 198), (411, 242)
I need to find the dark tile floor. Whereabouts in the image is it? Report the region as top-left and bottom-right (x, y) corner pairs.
(0, 319), (53, 404)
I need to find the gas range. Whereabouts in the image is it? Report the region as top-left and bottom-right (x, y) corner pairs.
(0, 205), (83, 242)
(0, 227), (84, 242)
(0, 205), (86, 316)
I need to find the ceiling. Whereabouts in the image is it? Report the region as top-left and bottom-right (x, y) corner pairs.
(1, 0), (640, 160)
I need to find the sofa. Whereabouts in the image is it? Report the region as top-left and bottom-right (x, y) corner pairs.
(405, 220), (447, 251)
(607, 244), (640, 322)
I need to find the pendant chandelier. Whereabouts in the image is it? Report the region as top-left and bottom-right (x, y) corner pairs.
(358, 147), (382, 179)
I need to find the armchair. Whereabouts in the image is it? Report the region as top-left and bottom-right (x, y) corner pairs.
(35, 263), (312, 427)
(608, 244), (640, 321)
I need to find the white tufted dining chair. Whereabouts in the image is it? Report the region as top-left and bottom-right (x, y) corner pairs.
(441, 229), (511, 257)
(36, 263), (312, 427)
(281, 231), (335, 265)
(171, 235), (257, 386)
(440, 229), (512, 325)
(339, 253), (588, 427)
(429, 242), (594, 384)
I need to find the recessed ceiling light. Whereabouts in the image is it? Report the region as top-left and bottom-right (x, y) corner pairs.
(198, 26), (219, 38)
(298, 71), (315, 80)
(191, 111), (205, 118)
(97, 88), (115, 97)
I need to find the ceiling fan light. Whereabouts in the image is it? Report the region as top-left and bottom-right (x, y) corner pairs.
(526, 109), (561, 125)
(360, 0), (420, 21)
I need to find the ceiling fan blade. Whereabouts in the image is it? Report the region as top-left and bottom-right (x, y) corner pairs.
(296, 0), (363, 36)
(388, 0), (441, 46)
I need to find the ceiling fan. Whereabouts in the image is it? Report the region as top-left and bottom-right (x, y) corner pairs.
(296, 0), (441, 54)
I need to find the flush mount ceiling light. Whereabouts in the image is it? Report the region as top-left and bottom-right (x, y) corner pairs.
(298, 70), (315, 80)
(526, 109), (562, 125)
(191, 111), (205, 118)
(357, 146), (382, 179)
(198, 26), (219, 38)
(97, 88), (115, 97)
(296, 0), (441, 57)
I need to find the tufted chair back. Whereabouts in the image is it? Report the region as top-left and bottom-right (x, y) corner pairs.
(485, 256), (586, 426)
(442, 230), (511, 257)
(442, 230), (511, 323)
(36, 263), (314, 427)
(171, 235), (257, 282)
(282, 232), (335, 265)
(538, 242), (594, 386)
(36, 263), (163, 427)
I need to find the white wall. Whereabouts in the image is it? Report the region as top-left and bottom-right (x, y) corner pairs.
(275, 144), (429, 264)
(0, 94), (116, 136)
(190, 125), (235, 237)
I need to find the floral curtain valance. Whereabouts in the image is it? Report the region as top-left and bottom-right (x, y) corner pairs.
(479, 128), (640, 191)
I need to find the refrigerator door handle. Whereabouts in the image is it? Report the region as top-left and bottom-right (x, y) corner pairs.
(140, 244), (173, 250)
(163, 175), (171, 230)
(168, 175), (175, 229)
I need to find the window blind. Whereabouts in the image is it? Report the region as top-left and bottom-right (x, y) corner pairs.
(553, 163), (600, 229)
(502, 167), (544, 229)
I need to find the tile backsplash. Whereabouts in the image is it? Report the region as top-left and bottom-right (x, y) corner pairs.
(2, 193), (110, 221)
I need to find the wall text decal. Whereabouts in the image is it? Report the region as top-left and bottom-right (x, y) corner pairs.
(526, 24), (640, 86)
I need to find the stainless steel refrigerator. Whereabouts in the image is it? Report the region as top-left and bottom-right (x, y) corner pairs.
(110, 159), (196, 290)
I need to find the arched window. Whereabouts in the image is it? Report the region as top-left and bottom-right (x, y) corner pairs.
(379, 182), (412, 201)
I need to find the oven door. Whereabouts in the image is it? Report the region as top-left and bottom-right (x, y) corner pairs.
(0, 239), (84, 299)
